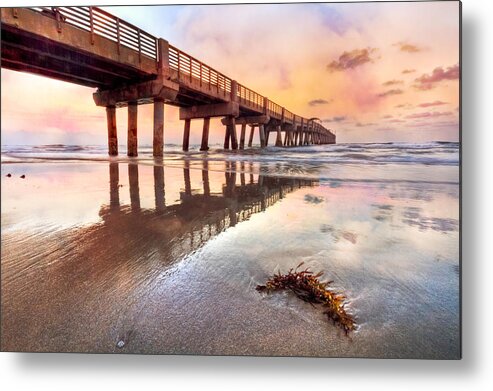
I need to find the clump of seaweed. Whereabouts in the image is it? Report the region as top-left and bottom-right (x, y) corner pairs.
(256, 262), (355, 334)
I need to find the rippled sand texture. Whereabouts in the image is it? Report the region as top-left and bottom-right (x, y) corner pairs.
(1, 150), (460, 358)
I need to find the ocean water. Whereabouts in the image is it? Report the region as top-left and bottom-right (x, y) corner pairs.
(0, 142), (460, 358)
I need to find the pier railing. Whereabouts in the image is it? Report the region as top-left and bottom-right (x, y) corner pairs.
(168, 44), (232, 98)
(32, 6), (157, 59)
(284, 109), (294, 123)
(267, 101), (283, 119)
(237, 84), (264, 112)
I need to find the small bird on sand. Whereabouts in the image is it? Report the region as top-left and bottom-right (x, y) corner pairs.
(20, 175), (26, 179)
(6, 173), (11, 177)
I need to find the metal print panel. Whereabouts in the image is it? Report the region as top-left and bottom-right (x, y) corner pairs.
(0, 1), (461, 358)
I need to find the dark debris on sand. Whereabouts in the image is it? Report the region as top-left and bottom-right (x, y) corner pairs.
(256, 262), (355, 334)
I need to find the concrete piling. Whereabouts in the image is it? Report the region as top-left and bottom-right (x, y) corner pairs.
(127, 102), (138, 157)
(259, 124), (266, 148)
(275, 125), (283, 147)
(183, 119), (191, 152)
(248, 125), (255, 147)
(106, 106), (118, 156)
(239, 123), (246, 149)
(224, 122), (231, 149)
(200, 117), (210, 151)
(229, 117), (238, 150)
(153, 99), (164, 157)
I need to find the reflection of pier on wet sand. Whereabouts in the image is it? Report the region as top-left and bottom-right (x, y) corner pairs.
(104, 161), (316, 260)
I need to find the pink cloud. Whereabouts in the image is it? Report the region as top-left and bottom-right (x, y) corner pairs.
(323, 116), (348, 123)
(355, 121), (376, 127)
(405, 111), (453, 119)
(414, 64), (459, 90)
(418, 100), (448, 108)
(394, 42), (422, 53)
(405, 120), (459, 128)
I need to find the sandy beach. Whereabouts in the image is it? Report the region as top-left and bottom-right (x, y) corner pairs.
(1, 143), (460, 358)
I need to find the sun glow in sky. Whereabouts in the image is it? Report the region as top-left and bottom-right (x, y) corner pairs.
(1, 1), (460, 146)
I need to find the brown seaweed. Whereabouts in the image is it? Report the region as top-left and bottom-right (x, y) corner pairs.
(256, 262), (355, 334)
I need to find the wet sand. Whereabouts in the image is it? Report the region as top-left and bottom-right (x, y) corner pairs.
(1, 155), (460, 358)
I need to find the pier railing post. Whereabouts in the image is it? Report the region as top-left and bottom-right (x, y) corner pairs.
(106, 106), (118, 156)
(231, 80), (238, 102)
(157, 38), (170, 75)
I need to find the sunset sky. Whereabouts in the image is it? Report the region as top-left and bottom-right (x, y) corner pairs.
(1, 1), (460, 146)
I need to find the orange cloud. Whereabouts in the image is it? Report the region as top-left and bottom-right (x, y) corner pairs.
(418, 100), (448, 108)
(377, 89), (404, 98)
(382, 79), (404, 86)
(308, 98), (332, 106)
(394, 41), (422, 53)
(327, 48), (378, 72)
(323, 116), (348, 123)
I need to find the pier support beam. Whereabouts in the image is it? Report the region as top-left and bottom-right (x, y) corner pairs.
(106, 106), (118, 156)
(223, 117), (238, 150)
(275, 125), (283, 147)
(153, 99), (164, 157)
(248, 125), (255, 147)
(265, 127), (270, 146)
(224, 124), (231, 149)
(200, 117), (210, 151)
(239, 123), (246, 150)
(127, 103), (138, 157)
(183, 119), (191, 152)
(259, 124), (266, 148)
(230, 118), (238, 150)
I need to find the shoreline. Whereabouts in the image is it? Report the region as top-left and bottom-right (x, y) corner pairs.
(1, 151), (460, 358)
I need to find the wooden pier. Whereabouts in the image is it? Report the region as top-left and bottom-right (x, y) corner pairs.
(1, 6), (336, 156)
